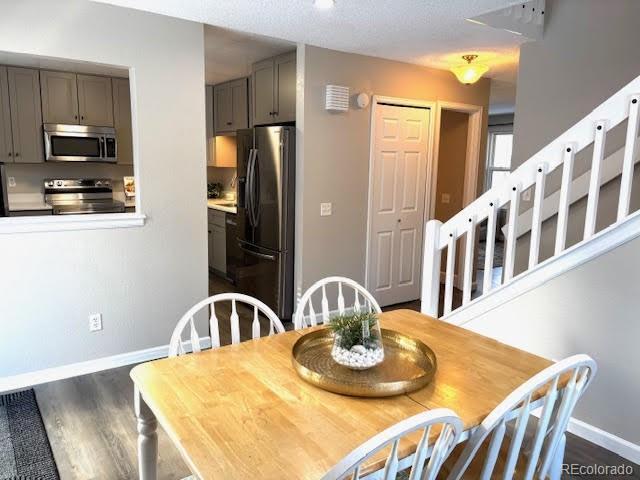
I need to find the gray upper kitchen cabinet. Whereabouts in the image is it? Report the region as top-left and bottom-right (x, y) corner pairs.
(7, 67), (43, 164)
(113, 78), (133, 165)
(206, 85), (215, 166)
(251, 58), (275, 126)
(77, 74), (113, 126)
(40, 70), (79, 124)
(214, 78), (248, 135)
(0, 67), (13, 163)
(251, 51), (296, 126)
(273, 52), (296, 123)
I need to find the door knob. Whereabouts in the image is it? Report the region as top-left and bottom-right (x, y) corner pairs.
(397, 218), (401, 223)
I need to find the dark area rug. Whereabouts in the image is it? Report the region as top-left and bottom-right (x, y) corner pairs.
(476, 239), (504, 269)
(0, 389), (59, 480)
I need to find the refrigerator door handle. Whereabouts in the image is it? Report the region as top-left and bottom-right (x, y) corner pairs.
(246, 149), (256, 227)
(252, 149), (261, 226)
(238, 242), (276, 261)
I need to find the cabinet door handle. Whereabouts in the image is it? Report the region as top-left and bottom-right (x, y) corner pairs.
(226, 121), (232, 125)
(74, 115), (78, 120)
(7, 152), (11, 157)
(81, 115), (84, 120)
(15, 152), (20, 157)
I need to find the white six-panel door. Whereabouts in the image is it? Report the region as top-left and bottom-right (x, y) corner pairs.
(367, 103), (430, 306)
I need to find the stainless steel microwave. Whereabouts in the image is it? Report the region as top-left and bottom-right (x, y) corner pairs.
(43, 124), (117, 163)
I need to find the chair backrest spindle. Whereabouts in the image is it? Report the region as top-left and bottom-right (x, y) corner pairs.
(322, 409), (463, 480)
(294, 277), (382, 329)
(169, 293), (285, 357)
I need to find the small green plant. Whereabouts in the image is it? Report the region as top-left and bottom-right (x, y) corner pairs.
(329, 311), (379, 350)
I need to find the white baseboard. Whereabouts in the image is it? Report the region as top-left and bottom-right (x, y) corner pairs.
(0, 336), (211, 394)
(567, 417), (640, 464)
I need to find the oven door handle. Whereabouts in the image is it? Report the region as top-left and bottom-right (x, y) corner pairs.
(238, 242), (276, 261)
(99, 137), (105, 159)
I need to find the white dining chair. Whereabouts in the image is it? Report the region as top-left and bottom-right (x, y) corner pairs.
(445, 354), (597, 480)
(294, 276), (382, 330)
(322, 408), (463, 480)
(168, 292), (285, 357)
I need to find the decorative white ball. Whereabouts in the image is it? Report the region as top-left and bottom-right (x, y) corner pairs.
(350, 345), (367, 355)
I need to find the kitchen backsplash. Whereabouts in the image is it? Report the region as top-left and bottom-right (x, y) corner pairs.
(5, 163), (134, 201)
(207, 166), (236, 196)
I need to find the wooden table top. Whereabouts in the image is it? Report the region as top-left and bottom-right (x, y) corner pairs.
(130, 309), (553, 480)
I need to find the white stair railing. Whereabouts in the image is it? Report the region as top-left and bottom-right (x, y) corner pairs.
(421, 74), (640, 319)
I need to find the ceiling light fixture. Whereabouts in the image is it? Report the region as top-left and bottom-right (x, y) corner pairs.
(450, 54), (489, 85)
(314, 0), (335, 10)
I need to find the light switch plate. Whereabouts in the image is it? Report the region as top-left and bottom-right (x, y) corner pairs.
(7, 177), (16, 188)
(89, 313), (103, 332)
(441, 193), (450, 204)
(320, 202), (332, 216)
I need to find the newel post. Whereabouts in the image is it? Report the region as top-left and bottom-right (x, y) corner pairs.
(421, 219), (442, 317)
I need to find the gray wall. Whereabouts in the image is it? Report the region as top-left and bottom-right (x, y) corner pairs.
(466, 235), (640, 446)
(296, 45), (490, 297)
(0, 0), (207, 377)
(513, 0), (640, 167)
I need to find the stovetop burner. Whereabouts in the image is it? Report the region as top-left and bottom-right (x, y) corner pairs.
(44, 178), (125, 215)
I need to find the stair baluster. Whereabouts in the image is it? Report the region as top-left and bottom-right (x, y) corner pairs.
(504, 184), (521, 282)
(529, 163), (548, 268)
(462, 215), (476, 305)
(617, 95), (640, 221)
(584, 121), (607, 239)
(554, 145), (576, 255)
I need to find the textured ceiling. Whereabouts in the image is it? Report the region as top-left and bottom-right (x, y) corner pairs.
(204, 26), (293, 84)
(94, 0), (525, 83)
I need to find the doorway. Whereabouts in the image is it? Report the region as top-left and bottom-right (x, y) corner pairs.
(366, 97), (483, 308)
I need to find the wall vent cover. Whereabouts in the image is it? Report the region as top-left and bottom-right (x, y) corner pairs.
(325, 85), (350, 111)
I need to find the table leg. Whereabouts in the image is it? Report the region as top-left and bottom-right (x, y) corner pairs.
(135, 386), (158, 480)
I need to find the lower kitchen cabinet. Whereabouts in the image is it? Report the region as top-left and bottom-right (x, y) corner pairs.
(208, 209), (227, 274)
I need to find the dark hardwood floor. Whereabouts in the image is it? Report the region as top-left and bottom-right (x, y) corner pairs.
(31, 274), (638, 479)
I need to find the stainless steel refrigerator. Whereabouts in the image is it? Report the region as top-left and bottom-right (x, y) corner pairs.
(236, 126), (295, 320)
(0, 164), (8, 217)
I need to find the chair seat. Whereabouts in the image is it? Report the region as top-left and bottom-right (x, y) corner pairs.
(439, 426), (550, 480)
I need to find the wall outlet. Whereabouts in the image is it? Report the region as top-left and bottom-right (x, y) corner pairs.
(320, 202), (332, 216)
(89, 313), (103, 332)
(7, 177), (16, 188)
(441, 193), (450, 204)
(522, 188), (532, 202)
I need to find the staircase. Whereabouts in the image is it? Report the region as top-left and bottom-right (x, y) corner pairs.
(421, 73), (640, 325)
(467, 0), (546, 40)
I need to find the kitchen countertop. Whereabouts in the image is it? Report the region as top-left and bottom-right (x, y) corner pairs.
(207, 199), (237, 214)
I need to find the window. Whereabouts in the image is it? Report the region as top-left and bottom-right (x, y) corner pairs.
(485, 125), (513, 191)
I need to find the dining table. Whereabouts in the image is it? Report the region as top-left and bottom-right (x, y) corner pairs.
(130, 309), (554, 480)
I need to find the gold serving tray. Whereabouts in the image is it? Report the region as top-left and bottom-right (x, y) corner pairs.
(292, 328), (437, 397)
